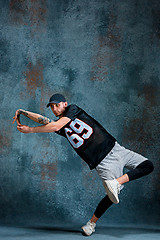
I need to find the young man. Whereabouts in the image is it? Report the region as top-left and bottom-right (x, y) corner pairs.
(13, 93), (154, 236)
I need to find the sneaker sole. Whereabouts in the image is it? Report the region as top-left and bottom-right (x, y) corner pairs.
(105, 181), (119, 204)
(81, 226), (92, 236)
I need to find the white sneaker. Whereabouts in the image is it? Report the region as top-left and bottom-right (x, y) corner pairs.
(104, 179), (121, 204)
(81, 220), (96, 236)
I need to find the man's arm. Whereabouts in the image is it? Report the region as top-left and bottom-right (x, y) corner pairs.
(13, 109), (53, 125)
(17, 117), (71, 133)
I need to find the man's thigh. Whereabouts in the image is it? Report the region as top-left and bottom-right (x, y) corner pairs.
(110, 142), (148, 170)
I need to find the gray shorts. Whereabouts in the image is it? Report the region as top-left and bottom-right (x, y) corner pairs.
(96, 142), (148, 192)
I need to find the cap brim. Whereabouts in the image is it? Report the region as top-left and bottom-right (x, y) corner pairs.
(46, 100), (60, 108)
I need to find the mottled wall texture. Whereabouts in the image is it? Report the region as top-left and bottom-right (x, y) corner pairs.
(0, 0), (160, 227)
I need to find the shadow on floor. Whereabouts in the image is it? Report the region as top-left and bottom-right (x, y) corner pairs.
(27, 226), (82, 234)
(25, 225), (160, 237)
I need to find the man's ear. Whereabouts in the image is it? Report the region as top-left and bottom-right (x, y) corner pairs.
(64, 102), (68, 107)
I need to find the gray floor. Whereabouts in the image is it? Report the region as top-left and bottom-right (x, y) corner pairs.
(0, 225), (160, 240)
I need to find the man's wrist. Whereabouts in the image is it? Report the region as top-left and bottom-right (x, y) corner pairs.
(29, 127), (34, 133)
(18, 109), (23, 114)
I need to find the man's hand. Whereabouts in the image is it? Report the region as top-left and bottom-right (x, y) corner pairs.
(17, 124), (32, 134)
(13, 109), (21, 125)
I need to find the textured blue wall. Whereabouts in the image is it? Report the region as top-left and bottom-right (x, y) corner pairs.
(0, 0), (160, 226)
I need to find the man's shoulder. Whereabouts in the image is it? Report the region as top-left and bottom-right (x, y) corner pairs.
(62, 104), (82, 120)
(67, 103), (79, 108)
(66, 104), (81, 112)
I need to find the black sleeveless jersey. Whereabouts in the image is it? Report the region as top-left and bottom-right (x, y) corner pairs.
(55, 104), (116, 170)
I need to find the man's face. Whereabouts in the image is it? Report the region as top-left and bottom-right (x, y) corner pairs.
(50, 102), (67, 117)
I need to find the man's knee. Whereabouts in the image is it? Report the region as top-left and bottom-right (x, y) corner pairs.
(136, 160), (154, 174)
(146, 160), (154, 174)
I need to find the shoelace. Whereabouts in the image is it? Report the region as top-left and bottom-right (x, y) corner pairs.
(87, 221), (96, 229)
(109, 181), (121, 195)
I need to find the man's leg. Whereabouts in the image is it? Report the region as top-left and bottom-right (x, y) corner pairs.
(85, 160), (154, 225)
(82, 142), (154, 235)
(116, 160), (154, 184)
(87, 160), (154, 227)
(81, 195), (113, 235)
(90, 195), (113, 223)
(105, 160), (154, 203)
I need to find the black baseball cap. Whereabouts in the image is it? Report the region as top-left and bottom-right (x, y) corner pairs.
(47, 93), (66, 107)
